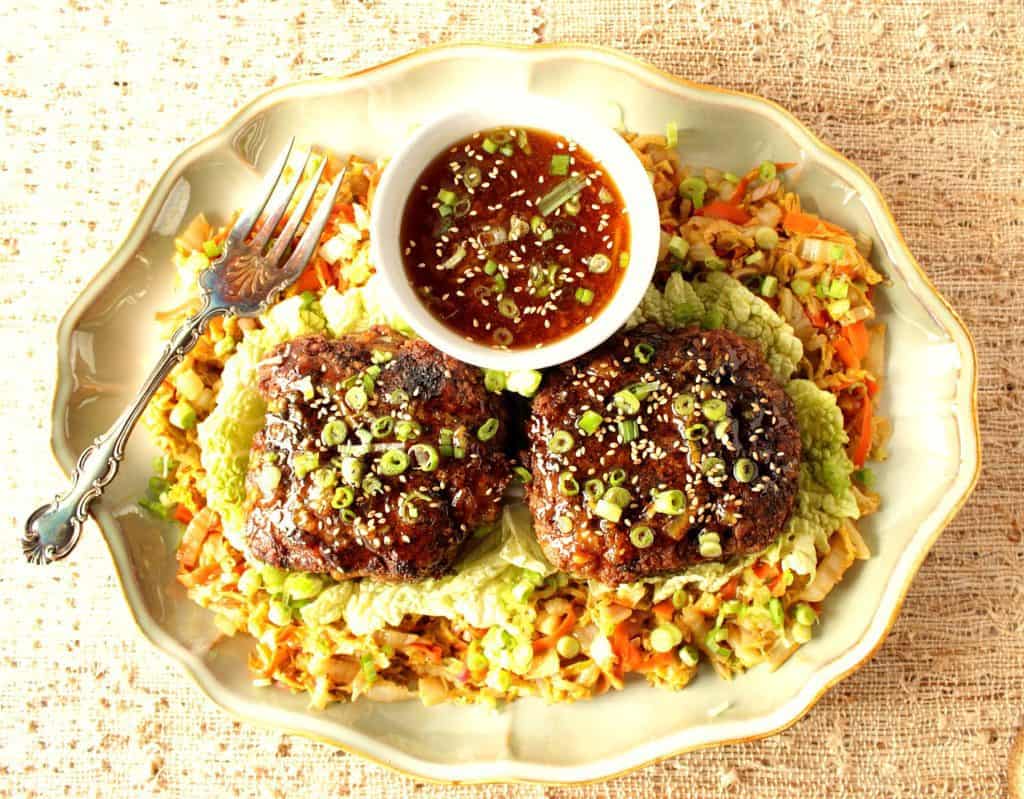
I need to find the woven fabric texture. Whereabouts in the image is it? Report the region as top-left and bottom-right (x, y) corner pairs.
(1, 1), (1021, 797)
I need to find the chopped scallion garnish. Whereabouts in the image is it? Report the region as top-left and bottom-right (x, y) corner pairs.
(548, 429), (575, 454)
(576, 410), (604, 435)
(549, 154), (570, 175)
(634, 342), (655, 364)
(575, 287), (594, 305)
(618, 419), (639, 443)
(613, 389), (640, 415)
(652, 489), (685, 515)
(666, 121), (679, 148)
(558, 471), (580, 496)
(593, 499), (622, 523)
(538, 175), (586, 216)
(758, 160), (777, 181)
(678, 176), (707, 209)
(698, 530), (722, 558)
(477, 417), (500, 441)
(630, 525), (654, 549)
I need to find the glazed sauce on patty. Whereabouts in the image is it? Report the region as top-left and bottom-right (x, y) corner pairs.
(400, 127), (630, 350)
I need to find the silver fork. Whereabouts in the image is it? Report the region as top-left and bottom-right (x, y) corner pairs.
(23, 138), (344, 564)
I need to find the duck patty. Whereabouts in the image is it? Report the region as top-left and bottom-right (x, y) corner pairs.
(526, 325), (800, 584)
(245, 328), (510, 582)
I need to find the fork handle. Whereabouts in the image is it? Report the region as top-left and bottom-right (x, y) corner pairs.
(23, 303), (223, 564)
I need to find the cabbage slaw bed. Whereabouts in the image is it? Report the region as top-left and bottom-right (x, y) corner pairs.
(141, 135), (886, 708)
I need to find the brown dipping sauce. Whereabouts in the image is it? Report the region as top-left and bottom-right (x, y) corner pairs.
(400, 127), (630, 350)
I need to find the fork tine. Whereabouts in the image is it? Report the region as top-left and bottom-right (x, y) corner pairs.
(265, 154), (329, 266)
(275, 166), (345, 283)
(224, 136), (295, 251)
(250, 149), (311, 251)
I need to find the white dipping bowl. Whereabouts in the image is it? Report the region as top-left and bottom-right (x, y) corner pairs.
(370, 96), (660, 371)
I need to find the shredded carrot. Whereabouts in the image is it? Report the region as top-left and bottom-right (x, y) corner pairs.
(866, 377), (880, 398)
(408, 642), (443, 664)
(729, 175), (752, 204)
(719, 576), (740, 601)
(806, 306), (829, 329)
(636, 651), (678, 673)
(697, 199), (751, 225)
(783, 210), (846, 236)
(611, 620), (644, 673)
(172, 504), (193, 525)
(850, 399), (873, 467)
(532, 609), (578, 653)
(335, 203), (355, 224)
(752, 560), (779, 581)
(652, 599), (676, 620)
(294, 259), (327, 292)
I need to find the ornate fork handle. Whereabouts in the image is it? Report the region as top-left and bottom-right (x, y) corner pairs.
(23, 302), (224, 564)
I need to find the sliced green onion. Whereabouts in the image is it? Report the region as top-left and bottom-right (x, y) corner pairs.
(452, 428), (468, 459)
(340, 456), (363, 486)
(394, 420), (421, 442)
(650, 623), (683, 653)
(588, 253), (612, 273)
(583, 478), (605, 501)
(680, 644), (700, 667)
(828, 243), (846, 262)
(704, 255), (726, 271)
(292, 451), (320, 479)
(755, 226), (779, 250)
(598, 187), (613, 204)
(630, 525), (655, 549)
(549, 154), (570, 175)
(613, 389), (640, 415)
(634, 342), (655, 364)
(477, 417), (500, 441)
(594, 499), (622, 523)
(603, 486), (632, 507)
(513, 465), (533, 484)
(354, 427), (373, 446)
(558, 471), (580, 496)
(548, 429), (575, 454)
(575, 287), (595, 305)
(361, 475), (383, 497)
(714, 419), (733, 441)
(319, 419), (348, 447)
(538, 175), (586, 216)
(492, 273), (507, 293)
(500, 144), (514, 157)
(652, 489), (685, 515)
(678, 176), (707, 209)
(438, 428), (454, 457)
(607, 468), (627, 486)
(556, 635), (580, 659)
(734, 458), (757, 483)
(793, 602), (818, 626)
(667, 235), (689, 261)
(202, 239), (222, 259)
(331, 486), (355, 509)
(827, 278), (849, 299)
(169, 401), (197, 430)
(576, 409), (604, 435)
(705, 626), (730, 658)
(311, 467), (336, 488)
(761, 275), (779, 298)
(483, 259), (499, 276)
(702, 398), (727, 421)
(344, 386), (368, 411)
(498, 297), (518, 318)
(791, 278), (812, 297)
(768, 597), (784, 627)
(379, 449), (409, 476)
(437, 188), (457, 206)
(371, 416), (394, 438)
(701, 456), (726, 478)
(826, 298), (851, 318)
(530, 215), (547, 236)
(463, 165), (483, 189)
(698, 530), (722, 558)
(791, 622), (813, 644)
(758, 160), (777, 181)
(685, 422), (708, 440)
(617, 419), (639, 443)
(482, 137), (498, 154)
(745, 252), (765, 268)
(672, 394), (696, 417)
(408, 443), (440, 472)
(665, 120), (679, 148)
(563, 195), (581, 216)
(484, 369), (506, 393)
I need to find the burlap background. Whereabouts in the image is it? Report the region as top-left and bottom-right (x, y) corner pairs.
(2, 1), (1021, 797)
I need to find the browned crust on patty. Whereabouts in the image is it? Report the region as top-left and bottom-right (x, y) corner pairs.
(245, 328), (510, 582)
(526, 325), (800, 584)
